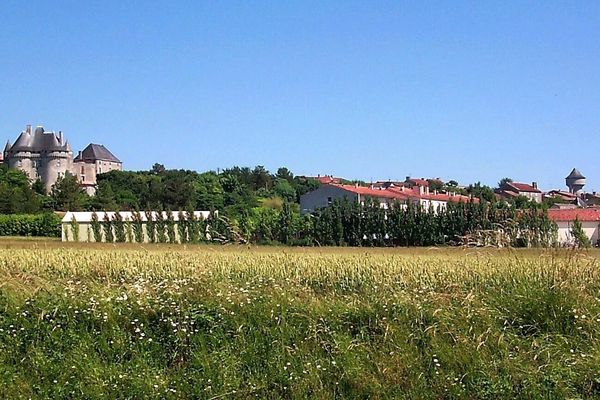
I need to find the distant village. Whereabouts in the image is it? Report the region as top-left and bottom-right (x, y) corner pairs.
(298, 171), (599, 246)
(2, 124), (599, 246)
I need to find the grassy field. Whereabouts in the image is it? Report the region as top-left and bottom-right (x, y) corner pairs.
(1, 242), (599, 399)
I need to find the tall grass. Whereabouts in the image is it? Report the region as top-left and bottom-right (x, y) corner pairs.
(0, 247), (599, 399)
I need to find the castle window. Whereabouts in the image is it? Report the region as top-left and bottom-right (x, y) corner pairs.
(17, 160), (22, 167)
(81, 166), (84, 174)
(57, 159), (61, 167)
(81, 175), (85, 182)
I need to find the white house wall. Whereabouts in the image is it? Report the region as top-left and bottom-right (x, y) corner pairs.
(300, 186), (359, 214)
(556, 221), (599, 246)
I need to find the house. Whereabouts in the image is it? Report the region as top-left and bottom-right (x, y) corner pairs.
(61, 211), (211, 242)
(544, 190), (579, 204)
(3, 124), (122, 194)
(548, 208), (600, 246)
(73, 144), (122, 195)
(300, 183), (476, 214)
(497, 181), (543, 203)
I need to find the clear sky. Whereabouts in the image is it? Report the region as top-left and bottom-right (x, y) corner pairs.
(1, 1), (598, 191)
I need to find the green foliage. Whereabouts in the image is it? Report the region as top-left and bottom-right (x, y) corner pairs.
(145, 211), (157, 243)
(113, 213), (126, 243)
(156, 212), (167, 243)
(70, 215), (79, 242)
(132, 211), (144, 243)
(125, 218), (133, 243)
(0, 213), (61, 237)
(1, 249), (599, 399)
(177, 211), (188, 244)
(165, 211), (176, 244)
(570, 218), (592, 248)
(50, 172), (88, 212)
(91, 212), (102, 242)
(0, 164), (42, 214)
(102, 213), (114, 243)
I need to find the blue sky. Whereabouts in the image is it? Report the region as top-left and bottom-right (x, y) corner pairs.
(1, 1), (598, 191)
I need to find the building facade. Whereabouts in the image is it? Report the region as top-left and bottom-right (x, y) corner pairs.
(3, 125), (121, 194)
(300, 183), (475, 215)
(497, 181), (543, 203)
(548, 208), (600, 246)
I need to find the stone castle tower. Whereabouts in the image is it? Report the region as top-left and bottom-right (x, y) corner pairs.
(3, 124), (122, 195)
(4, 125), (73, 193)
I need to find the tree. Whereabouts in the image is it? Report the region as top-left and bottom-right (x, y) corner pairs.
(273, 178), (296, 203)
(498, 177), (513, 189)
(251, 165), (272, 192)
(151, 163), (166, 175)
(50, 172), (88, 211)
(570, 218), (592, 248)
(467, 182), (496, 203)
(276, 167), (294, 182)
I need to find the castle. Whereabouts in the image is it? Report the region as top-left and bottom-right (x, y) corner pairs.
(2, 125), (122, 195)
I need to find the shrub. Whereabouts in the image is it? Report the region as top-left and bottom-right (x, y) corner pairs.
(0, 213), (61, 237)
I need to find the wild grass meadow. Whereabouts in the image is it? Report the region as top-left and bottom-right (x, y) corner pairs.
(1, 241), (599, 399)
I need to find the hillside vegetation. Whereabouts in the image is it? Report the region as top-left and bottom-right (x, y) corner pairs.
(1, 245), (599, 399)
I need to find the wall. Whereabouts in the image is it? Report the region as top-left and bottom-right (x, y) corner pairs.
(556, 220), (599, 246)
(300, 186), (359, 214)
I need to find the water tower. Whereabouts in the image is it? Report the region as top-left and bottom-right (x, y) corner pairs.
(566, 168), (586, 194)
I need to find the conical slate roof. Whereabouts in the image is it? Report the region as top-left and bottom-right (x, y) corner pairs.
(10, 127), (69, 152)
(566, 168), (585, 179)
(74, 143), (121, 163)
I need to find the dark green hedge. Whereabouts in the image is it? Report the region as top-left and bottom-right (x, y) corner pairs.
(0, 214), (62, 237)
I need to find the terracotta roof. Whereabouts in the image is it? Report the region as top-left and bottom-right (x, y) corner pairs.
(331, 184), (479, 204)
(548, 208), (600, 222)
(545, 190), (578, 200)
(506, 182), (541, 193)
(334, 184), (409, 200)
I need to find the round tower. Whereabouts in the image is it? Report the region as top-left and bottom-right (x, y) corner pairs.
(565, 168), (586, 194)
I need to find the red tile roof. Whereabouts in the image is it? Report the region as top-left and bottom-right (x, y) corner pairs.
(330, 184), (479, 204)
(407, 178), (429, 187)
(313, 176), (342, 184)
(545, 190), (578, 200)
(333, 184), (410, 200)
(548, 208), (600, 222)
(506, 182), (541, 193)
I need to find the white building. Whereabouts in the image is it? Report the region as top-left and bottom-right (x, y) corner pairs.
(300, 183), (476, 215)
(548, 208), (600, 246)
(61, 211), (211, 242)
(498, 181), (543, 203)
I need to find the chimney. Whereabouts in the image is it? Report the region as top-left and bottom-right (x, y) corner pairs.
(26, 125), (32, 134)
(406, 176), (410, 182)
(78, 151), (82, 159)
(425, 186), (429, 195)
(419, 186), (425, 196)
(532, 181), (538, 189)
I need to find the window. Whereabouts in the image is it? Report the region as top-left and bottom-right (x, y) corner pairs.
(17, 160), (22, 167)
(81, 175), (85, 182)
(99, 167), (102, 173)
(81, 166), (85, 174)
(57, 159), (61, 167)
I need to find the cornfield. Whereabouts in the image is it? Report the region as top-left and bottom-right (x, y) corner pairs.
(1, 242), (599, 399)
